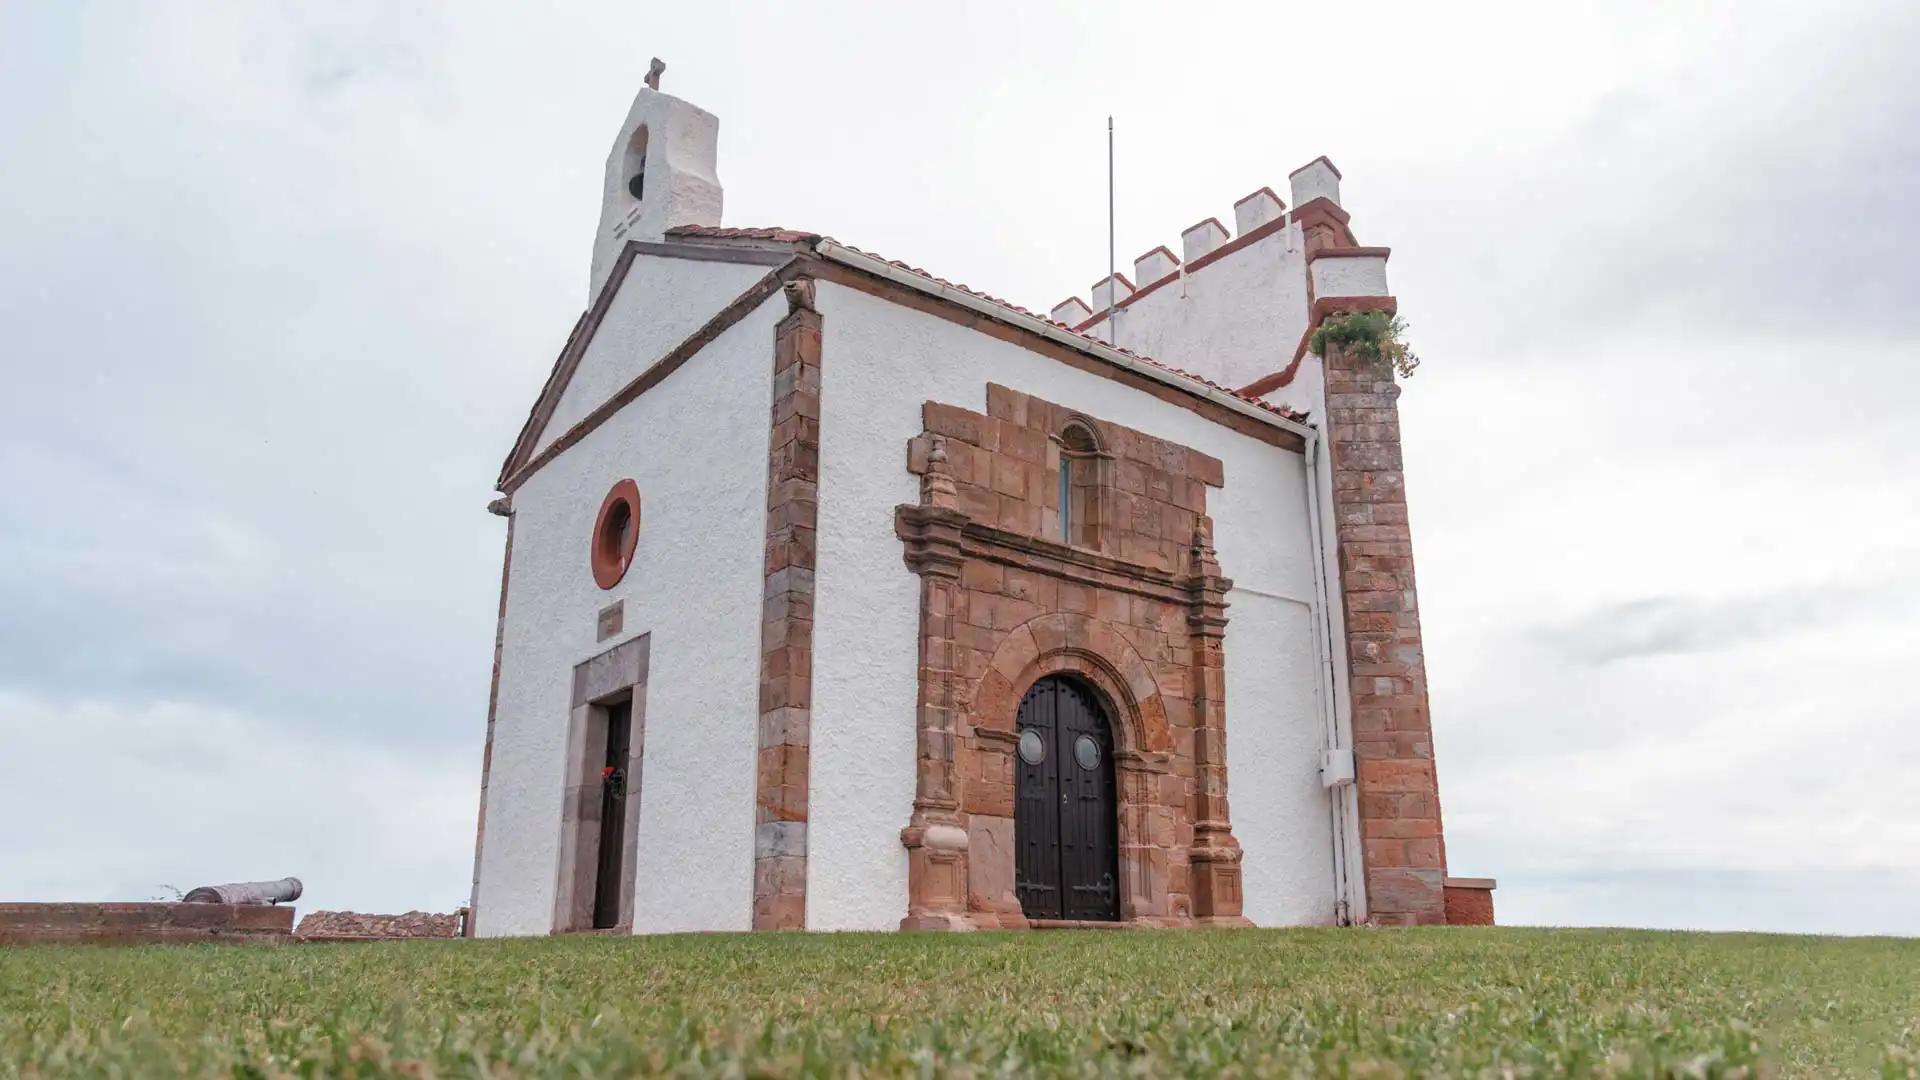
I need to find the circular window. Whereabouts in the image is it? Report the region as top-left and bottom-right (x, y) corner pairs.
(1073, 734), (1101, 771)
(1018, 729), (1045, 765)
(590, 479), (642, 590)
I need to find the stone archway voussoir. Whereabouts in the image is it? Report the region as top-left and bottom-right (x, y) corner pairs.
(991, 624), (1040, 683)
(1025, 612), (1074, 657)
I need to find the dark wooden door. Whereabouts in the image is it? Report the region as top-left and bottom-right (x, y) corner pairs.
(1014, 676), (1119, 921)
(592, 701), (632, 929)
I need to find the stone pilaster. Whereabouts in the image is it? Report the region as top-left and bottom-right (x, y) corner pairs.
(896, 437), (973, 929)
(1185, 517), (1248, 925)
(1322, 336), (1449, 925)
(753, 280), (821, 930)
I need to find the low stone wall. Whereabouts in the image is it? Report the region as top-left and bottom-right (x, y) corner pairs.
(294, 910), (463, 941)
(0, 903), (294, 946)
(1442, 878), (1496, 926)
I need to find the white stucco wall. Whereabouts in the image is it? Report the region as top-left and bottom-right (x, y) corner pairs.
(1100, 224), (1312, 394)
(536, 256), (767, 457)
(1220, 590), (1336, 923)
(474, 269), (779, 936)
(1288, 160), (1342, 209)
(1264, 352), (1326, 425)
(808, 280), (1337, 929)
(1308, 254), (1390, 301)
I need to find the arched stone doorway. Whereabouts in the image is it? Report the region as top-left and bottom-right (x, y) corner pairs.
(894, 386), (1250, 930)
(1014, 675), (1120, 921)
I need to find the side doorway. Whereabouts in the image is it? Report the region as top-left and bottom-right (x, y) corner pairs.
(553, 634), (649, 933)
(591, 699), (633, 929)
(1014, 676), (1120, 921)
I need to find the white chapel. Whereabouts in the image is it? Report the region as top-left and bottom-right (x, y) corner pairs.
(466, 67), (1489, 936)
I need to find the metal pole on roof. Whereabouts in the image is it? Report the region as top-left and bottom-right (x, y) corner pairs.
(1107, 115), (1116, 344)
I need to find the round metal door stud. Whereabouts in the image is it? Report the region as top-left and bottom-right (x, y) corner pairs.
(1073, 734), (1100, 770)
(1018, 729), (1045, 765)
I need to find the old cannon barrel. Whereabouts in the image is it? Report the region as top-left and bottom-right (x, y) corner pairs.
(182, 877), (303, 905)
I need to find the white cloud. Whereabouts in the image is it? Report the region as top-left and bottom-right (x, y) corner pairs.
(0, 689), (473, 913)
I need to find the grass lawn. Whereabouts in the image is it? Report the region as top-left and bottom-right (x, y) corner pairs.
(3, 927), (1917, 1077)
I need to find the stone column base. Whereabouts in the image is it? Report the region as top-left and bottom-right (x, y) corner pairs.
(899, 912), (980, 932)
(901, 820), (971, 930)
(900, 912), (1252, 932)
(1189, 844), (1246, 922)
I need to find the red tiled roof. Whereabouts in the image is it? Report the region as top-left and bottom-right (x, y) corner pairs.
(668, 225), (1309, 426)
(667, 225), (822, 244)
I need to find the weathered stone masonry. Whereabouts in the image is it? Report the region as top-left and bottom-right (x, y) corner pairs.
(1444, 877), (1496, 925)
(1322, 335), (1450, 925)
(0, 903), (293, 946)
(753, 280), (822, 930)
(894, 383), (1249, 928)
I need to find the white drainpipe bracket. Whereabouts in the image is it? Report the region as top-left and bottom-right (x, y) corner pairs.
(1321, 748), (1356, 788)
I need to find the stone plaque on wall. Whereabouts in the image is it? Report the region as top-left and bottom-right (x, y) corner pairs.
(596, 600), (623, 642)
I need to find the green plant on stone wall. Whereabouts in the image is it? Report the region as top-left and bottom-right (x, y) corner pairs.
(1310, 310), (1421, 378)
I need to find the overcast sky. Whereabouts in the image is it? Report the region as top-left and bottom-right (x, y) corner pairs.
(3, 0), (1915, 935)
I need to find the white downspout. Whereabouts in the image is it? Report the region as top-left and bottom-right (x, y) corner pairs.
(1304, 429), (1363, 925)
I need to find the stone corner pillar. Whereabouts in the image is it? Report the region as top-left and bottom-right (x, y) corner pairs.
(753, 284), (822, 931)
(1322, 341), (1449, 926)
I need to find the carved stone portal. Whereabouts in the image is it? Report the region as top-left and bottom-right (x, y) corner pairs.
(895, 383), (1249, 929)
